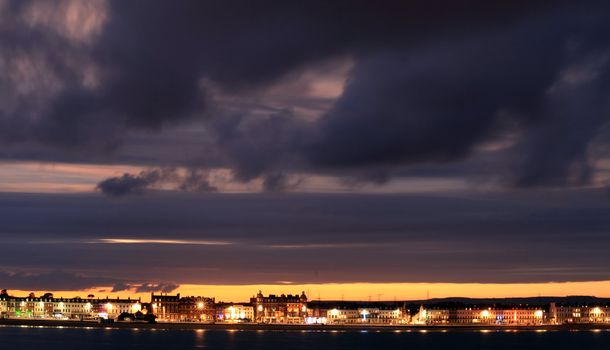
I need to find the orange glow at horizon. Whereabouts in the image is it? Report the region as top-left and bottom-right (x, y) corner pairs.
(9, 280), (610, 303)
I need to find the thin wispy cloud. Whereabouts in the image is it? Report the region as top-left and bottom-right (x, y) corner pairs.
(92, 238), (233, 245)
(265, 243), (386, 249)
(30, 238), (234, 246)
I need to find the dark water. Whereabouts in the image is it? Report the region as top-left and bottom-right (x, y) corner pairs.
(1, 326), (609, 350)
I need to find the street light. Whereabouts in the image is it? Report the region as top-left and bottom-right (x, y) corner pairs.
(132, 303), (141, 312)
(361, 309), (369, 321)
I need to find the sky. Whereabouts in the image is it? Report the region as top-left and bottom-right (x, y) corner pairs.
(1, 0), (610, 301)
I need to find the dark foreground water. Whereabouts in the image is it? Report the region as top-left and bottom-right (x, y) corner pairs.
(1, 326), (609, 350)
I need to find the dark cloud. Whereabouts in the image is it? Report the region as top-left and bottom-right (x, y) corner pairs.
(0, 269), (180, 293)
(96, 173), (152, 197)
(96, 168), (216, 196)
(0, 270), (120, 292)
(112, 282), (180, 293)
(0, 268), (180, 293)
(511, 55), (610, 187)
(262, 172), (302, 192)
(208, 111), (309, 182)
(96, 168), (176, 196)
(111, 282), (131, 292)
(135, 283), (180, 293)
(308, 4), (610, 187)
(178, 169), (218, 193)
(5, 0), (606, 189)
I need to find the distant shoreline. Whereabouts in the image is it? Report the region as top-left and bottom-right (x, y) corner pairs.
(1, 319), (609, 332)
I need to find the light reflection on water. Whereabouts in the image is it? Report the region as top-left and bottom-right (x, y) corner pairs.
(0, 325), (608, 350)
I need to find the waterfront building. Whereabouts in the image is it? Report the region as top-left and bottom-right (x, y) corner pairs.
(306, 305), (329, 319)
(378, 308), (404, 323)
(411, 306), (450, 325)
(151, 293), (180, 321)
(0, 293), (140, 320)
(95, 297), (142, 320)
(424, 308), (450, 324)
(151, 293), (215, 322)
(550, 303), (610, 324)
(0, 294), (59, 318)
(215, 303), (254, 322)
(251, 291), (308, 323)
(450, 307), (545, 325)
(178, 296), (216, 322)
(326, 307), (405, 324)
(326, 308), (359, 323)
(305, 305), (329, 324)
(412, 306), (546, 325)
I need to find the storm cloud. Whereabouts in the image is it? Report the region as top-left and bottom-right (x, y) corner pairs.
(97, 168), (216, 196)
(2, 1), (609, 190)
(0, 270), (180, 293)
(134, 283), (180, 294)
(308, 3), (610, 187)
(0, 271), (120, 292)
(96, 169), (170, 196)
(111, 282), (180, 293)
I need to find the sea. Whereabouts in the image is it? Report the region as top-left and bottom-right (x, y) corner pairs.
(1, 326), (609, 350)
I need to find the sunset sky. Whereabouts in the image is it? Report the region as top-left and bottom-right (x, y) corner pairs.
(2, 1), (610, 301)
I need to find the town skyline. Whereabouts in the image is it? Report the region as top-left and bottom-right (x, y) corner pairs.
(2, 1), (610, 308)
(3, 288), (609, 326)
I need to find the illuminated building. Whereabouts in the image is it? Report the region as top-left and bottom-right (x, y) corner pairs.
(215, 303), (254, 322)
(95, 297), (142, 320)
(151, 293), (180, 321)
(449, 307), (545, 325)
(178, 296), (215, 322)
(408, 305), (547, 325)
(423, 308), (450, 324)
(0, 293), (140, 320)
(550, 303), (610, 324)
(251, 291), (308, 323)
(326, 308), (359, 323)
(326, 307), (405, 324)
(412, 306), (449, 325)
(151, 293), (215, 322)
